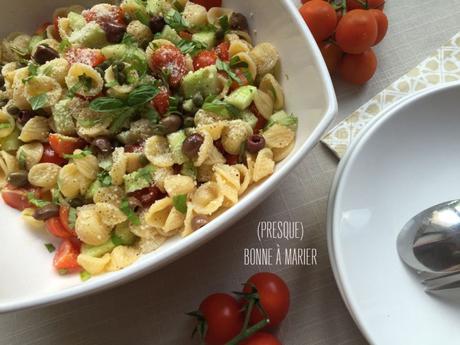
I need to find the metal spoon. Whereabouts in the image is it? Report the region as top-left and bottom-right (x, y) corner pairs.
(397, 199), (460, 291)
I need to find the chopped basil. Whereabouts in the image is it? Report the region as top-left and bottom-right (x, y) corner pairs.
(230, 56), (249, 69)
(68, 74), (94, 97)
(80, 270), (91, 281)
(111, 233), (124, 246)
(0, 123), (11, 129)
(216, 59), (243, 85)
(29, 93), (48, 110)
(18, 150), (26, 170)
(202, 96), (240, 118)
(121, 33), (137, 46)
(127, 83), (159, 106)
(23, 63), (39, 83)
(120, 198), (141, 225)
(44, 243), (56, 253)
(173, 194), (187, 214)
(218, 15), (230, 34)
(89, 97), (126, 112)
(58, 38), (71, 53)
(165, 10), (188, 32)
(97, 170), (112, 187)
(63, 148), (92, 159)
(27, 192), (50, 208)
(58, 268), (68, 275)
(177, 39), (206, 56)
(68, 207), (77, 229)
(135, 9), (150, 25)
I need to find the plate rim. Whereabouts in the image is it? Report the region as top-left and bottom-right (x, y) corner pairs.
(326, 81), (460, 345)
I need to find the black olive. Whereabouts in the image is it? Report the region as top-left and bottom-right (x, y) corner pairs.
(230, 12), (249, 32)
(246, 134), (265, 153)
(149, 16), (166, 34)
(7, 171), (28, 187)
(160, 115), (182, 134)
(105, 22), (126, 44)
(182, 133), (204, 159)
(191, 215), (209, 231)
(33, 204), (60, 220)
(92, 137), (113, 154)
(33, 44), (59, 65)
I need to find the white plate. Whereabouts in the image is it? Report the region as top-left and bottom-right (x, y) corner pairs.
(0, 0), (336, 312)
(328, 82), (460, 345)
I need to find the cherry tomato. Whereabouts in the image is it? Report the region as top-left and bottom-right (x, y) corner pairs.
(125, 141), (145, 153)
(65, 47), (106, 67)
(229, 68), (250, 92)
(1, 187), (32, 211)
(318, 41), (343, 74)
(347, 0), (385, 10)
(40, 143), (67, 166)
(199, 293), (244, 345)
(215, 42), (230, 61)
(53, 239), (81, 271)
(193, 50), (218, 71)
(35, 21), (51, 36)
(250, 103), (267, 133)
(59, 206), (76, 235)
(150, 45), (188, 88)
(369, 9), (388, 45)
(128, 186), (165, 208)
(46, 217), (75, 239)
(179, 30), (193, 41)
(151, 86), (170, 115)
(240, 332), (282, 345)
(338, 49), (377, 84)
(191, 0), (223, 10)
(243, 272), (290, 327)
(299, 1), (337, 42)
(48, 134), (86, 158)
(82, 5), (125, 27)
(335, 9), (378, 54)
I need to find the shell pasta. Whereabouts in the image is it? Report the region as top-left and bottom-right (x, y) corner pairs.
(0, 0), (298, 279)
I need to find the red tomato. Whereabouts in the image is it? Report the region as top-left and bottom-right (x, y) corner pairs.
(338, 49), (377, 84)
(65, 47), (107, 67)
(35, 21), (51, 36)
(193, 50), (218, 71)
(215, 42), (230, 61)
(53, 239), (81, 271)
(229, 69), (250, 92)
(335, 9), (378, 54)
(151, 87), (170, 115)
(369, 9), (388, 45)
(299, 1), (337, 42)
(318, 41), (343, 74)
(191, 0), (223, 10)
(241, 332), (282, 345)
(128, 186), (165, 208)
(199, 293), (244, 345)
(125, 141), (145, 153)
(225, 154), (239, 165)
(347, 0), (385, 10)
(250, 103), (267, 133)
(82, 5), (125, 27)
(1, 187), (32, 211)
(179, 30), (193, 41)
(59, 206), (76, 235)
(46, 217), (75, 239)
(40, 143), (67, 166)
(243, 272), (290, 327)
(48, 134), (86, 158)
(150, 45), (188, 88)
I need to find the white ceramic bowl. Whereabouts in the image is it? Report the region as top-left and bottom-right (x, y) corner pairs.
(0, 0), (336, 313)
(328, 82), (460, 345)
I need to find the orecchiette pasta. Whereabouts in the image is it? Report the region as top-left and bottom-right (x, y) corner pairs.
(252, 148), (275, 182)
(145, 197), (185, 233)
(65, 63), (104, 97)
(191, 181), (224, 215)
(207, 7), (233, 25)
(75, 205), (111, 246)
(253, 89), (274, 120)
(93, 186), (125, 206)
(259, 74), (284, 111)
(25, 76), (63, 108)
(77, 253), (111, 275)
(272, 140), (295, 162)
(106, 246), (139, 272)
(233, 52), (257, 80)
(144, 135), (174, 168)
(262, 123), (295, 149)
(18, 116), (50, 142)
(213, 164), (240, 207)
(182, 2), (208, 29)
(0, 151), (19, 186)
(58, 163), (81, 198)
(250, 43), (280, 76)
(95, 202), (128, 227)
(164, 174), (196, 196)
(126, 20), (153, 46)
(72, 150), (99, 180)
(38, 58), (70, 87)
(16, 143), (43, 170)
(28, 163), (61, 189)
(110, 147), (128, 186)
(221, 120), (253, 155)
(0, 110), (15, 138)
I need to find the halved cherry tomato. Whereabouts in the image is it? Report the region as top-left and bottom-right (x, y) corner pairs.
(179, 30), (193, 41)
(193, 50), (218, 71)
(229, 69), (250, 92)
(335, 9), (378, 54)
(369, 9), (388, 45)
(65, 47), (107, 67)
(215, 42), (230, 61)
(243, 272), (290, 328)
(53, 16), (61, 40)
(347, 0), (385, 10)
(151, 86), (170, 115)
(53, 239), (81, 271)
(150, 45), (188, 88)
(299, 1), (337, 42)
(46, 217), (75, 239)
(125, 141), (145, 153)
(241, 332), (282, 345)
(40, 143), (67, 166)
(82, 5), (125, 27)
(59, 206), (76, 235)
(199, 293), (244, 345)
(318, 41), (344, 74)
(35, 21), (51, 36)
(1, 187), (32, 211)
(338, 48), (377, 84)
(191, 0), (223, 10)
(250, 103), (267, 133)
(48, 134), (86, 158)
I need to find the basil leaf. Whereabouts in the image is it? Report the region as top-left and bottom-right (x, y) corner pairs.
(90, 97), (126, 112)
(68, 207), (77, 229)
(173, 194), (187, 214)
(127, 84), (159, 106)
(97, 170), (112, 187)
(230, 56), (249, 69)
(44, 243), (56, 253)
(165, 10), (188, 32)
(63, 148), (92, 159)
(58, 38), (71, 53)
(218, 15), (230, 34)
(109, 109), (135, 133)
(27, 192), (50, 208)
(30, 94), (48, 110)
(120, 198), (141, 225)
(203, 99), (240, 118)
(177, 39), (206, 56)
(0, 123), (11, 129)
(18, 150), (26, 170)
(111, 233), (124, 246)
(216, 59), (243, 85)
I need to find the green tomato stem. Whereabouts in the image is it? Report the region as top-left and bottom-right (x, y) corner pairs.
(225, 318), (269, 345)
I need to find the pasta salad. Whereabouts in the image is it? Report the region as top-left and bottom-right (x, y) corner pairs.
(0, 0), (298, 279)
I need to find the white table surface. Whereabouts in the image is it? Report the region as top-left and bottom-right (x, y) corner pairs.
(2, 1), (460, 344)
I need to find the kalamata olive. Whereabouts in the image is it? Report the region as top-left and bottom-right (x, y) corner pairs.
(160, 115), (182, 134)
(215, 28), (225, 40)
(182, 133), (204, 159)
(183, 116), (195, 128)
(0, 99), (7, 108)
(149, 16), (166, 34)
(192, 93), (204, 107)
(192, 215), (209, 231)
(17, 110), (36, 125)
(117, 71), (127, 85)
(127, 196), (143, 212)
(151, 124), (166, 136)
(92, 137), (113, 154)
(105, 22), (126, 43)
(7, 171), (28, 187)
(33, 204), (60, 220)
(6, 105), (20, 116)
(230, 12), (249, 31)
(68, 197), (85, 208)
(0, 75), (4, 88)
(95, 66), (105, 77)
(33, 44), (59, 65)
(129, 185), (165, 208)
(246, 134), (265, 153)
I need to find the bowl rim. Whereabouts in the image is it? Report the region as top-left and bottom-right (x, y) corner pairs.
(326, 81), (460, 345)
(0, 0), (337, 313)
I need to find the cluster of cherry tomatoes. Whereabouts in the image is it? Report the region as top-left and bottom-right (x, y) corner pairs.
(299, 0), (388, 84)
(190, 272), (290, 345)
